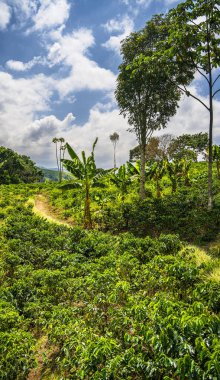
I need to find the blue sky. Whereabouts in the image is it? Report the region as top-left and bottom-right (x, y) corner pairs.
(0, 0), (219, 168)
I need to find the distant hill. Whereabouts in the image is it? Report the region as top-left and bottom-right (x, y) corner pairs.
(40, 168), (72, 182)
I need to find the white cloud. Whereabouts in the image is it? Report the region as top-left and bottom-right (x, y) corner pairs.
(31, 0), (70, 31)
(6, 56), (46, 71)
(26, 113), (75, 141)
(58, 104), (137, 169)
(47, 28), (116, 95)
(0, 71), (55, 152)
(0, 2), (11, 30)
(158, 88), (220, 143)
(11, 0), (38, 18)
(7, 0), (70, 32)
(102, 15), (134, 55)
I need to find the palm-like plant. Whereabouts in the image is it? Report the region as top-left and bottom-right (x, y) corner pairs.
(61, 138), (104, 229)
(110, 164), (132, 202)
(167, 159), (191, 193)
(146, 161), (166, 198)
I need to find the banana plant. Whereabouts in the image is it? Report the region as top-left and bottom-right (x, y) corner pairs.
(180, 158), (191, 186)
(61, 138), (105, 229)
(167, 158), (191, 193)
(167, 160), (182, 193)
(146, 160), (166, 198)
(110, 164), (132, 202)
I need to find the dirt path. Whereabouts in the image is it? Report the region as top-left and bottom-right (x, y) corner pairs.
(30, 194), (72, 227)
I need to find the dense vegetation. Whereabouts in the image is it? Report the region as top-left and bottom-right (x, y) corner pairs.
(0, 0), (220, 378)
(0, 159), (220, 379)
(0, 146), (43, 184)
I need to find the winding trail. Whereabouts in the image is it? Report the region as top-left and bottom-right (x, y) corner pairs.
(29, 194), (72, 227)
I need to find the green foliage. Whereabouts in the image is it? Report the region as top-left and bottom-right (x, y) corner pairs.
(0, 330), (36, 380)
(168, 133), (208, 161)
(0, 146), (43, 184)
(0, 159), (220, 379)
(61, 139), (107, 229)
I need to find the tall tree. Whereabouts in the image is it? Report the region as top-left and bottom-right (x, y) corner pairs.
(145, 0), (220, 208)
(115, 16), (181, 199)
(109, 132), (119, 169)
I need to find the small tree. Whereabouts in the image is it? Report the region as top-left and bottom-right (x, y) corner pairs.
(146, 161), (167, 198)
(109, 132), (119, 169)
(61, 139), (104, 229)
(110, 164), (131, 202)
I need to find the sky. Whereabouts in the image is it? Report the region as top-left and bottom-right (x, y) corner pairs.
(0, 0), (220, 168)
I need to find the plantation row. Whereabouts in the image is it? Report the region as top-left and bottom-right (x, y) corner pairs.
(0, 184), (220, 379)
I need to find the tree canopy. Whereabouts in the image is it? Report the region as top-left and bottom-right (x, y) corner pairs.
(0, 146), (43, 184)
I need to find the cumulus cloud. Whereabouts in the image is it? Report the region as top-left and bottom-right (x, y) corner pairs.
(46, 28), (116, 95)
(0, 2), (11, 30)
(0, 71), (55, 151)
(26, 113), (75, 141)
(31, 0), (70, 32)
(7, 0), (70, 32)
(158, 89), (220, 142)
(6, 56), (46, 71)
(57, 104), (137, 169)
(102, 15), (134, 55)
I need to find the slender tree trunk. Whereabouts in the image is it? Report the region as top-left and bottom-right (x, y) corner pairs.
(84, 181), (92, 229)
(139, 142), (146, 199)
(55, 143), (60, 178)
(207, 9), (213, 210)
(114, 145), (116, 169)
(59, 147), (62, 183)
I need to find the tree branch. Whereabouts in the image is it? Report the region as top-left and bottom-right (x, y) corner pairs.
(196, 67), (210, 85)
(172, 81), (210, 111)
(213, 88), (220, 98)
(212, 74), (220, 88)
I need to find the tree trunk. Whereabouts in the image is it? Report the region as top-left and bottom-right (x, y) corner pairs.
(55, 143), (60, 178)
(84, 182), (92, 229)
(59, 147), (62, 183)
(207, 11), (213, 210)
(114, 145), (116, 169)
(139, 143), (146, 199)
(208, 98), (213, 210)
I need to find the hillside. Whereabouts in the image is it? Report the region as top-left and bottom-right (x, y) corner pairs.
(40, 168), (72, 182)
(0, 161), (220, 379)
